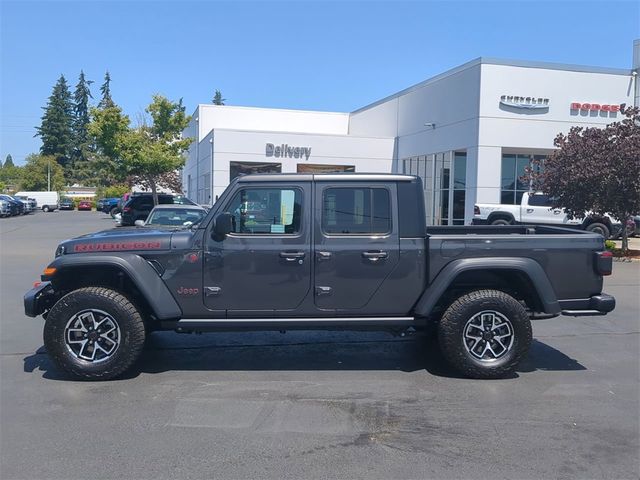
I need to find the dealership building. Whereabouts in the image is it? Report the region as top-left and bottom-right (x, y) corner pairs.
(183, 40), (639, 225)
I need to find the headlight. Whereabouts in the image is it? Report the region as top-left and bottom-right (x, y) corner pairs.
(55, 244), (66, 257)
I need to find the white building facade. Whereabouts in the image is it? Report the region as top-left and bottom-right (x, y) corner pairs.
(183, 42), (638, 225)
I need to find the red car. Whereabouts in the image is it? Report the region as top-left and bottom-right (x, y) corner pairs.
(77, 201), (92, 211)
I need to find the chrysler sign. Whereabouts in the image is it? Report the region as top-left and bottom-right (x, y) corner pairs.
(266, 143), (311, 160)
(500, 95), (550, 110)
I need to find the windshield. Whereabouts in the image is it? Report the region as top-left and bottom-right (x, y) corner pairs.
(146, 208), (206, 226)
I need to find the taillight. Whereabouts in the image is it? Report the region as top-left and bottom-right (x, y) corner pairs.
(123, 207), (131, 213)
(474, 205), (480, 215)
(595, 251), (613, 276)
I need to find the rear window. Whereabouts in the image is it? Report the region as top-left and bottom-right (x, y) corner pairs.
(322, 187), (391, 235)
(528, 194), (555, 207)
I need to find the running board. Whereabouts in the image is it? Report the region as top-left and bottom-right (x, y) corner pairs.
(168, 316), (417, 332)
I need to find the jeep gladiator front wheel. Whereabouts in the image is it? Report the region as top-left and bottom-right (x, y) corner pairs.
(43, 287), (146, 380)
(438, 289), (532, 379)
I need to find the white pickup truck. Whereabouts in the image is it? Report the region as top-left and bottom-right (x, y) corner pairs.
(472, 192), (621, 239)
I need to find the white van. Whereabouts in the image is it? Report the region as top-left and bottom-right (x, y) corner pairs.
(15, 191), (59, 212)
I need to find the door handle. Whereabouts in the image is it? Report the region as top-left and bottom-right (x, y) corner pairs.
(204, 286), (221, 297)
(280, 251), (306, 262)
(553, 209), (562, 215)
(362, 251), (388, 262)
(317, 251), (332, 262)
(526, 208), (534, 214)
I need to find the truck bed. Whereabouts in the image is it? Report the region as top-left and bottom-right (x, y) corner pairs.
(426, 224), (605, 302)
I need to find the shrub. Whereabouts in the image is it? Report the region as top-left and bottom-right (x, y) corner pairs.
(604, 240), (616, 251)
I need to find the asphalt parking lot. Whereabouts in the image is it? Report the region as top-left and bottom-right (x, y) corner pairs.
(1, 211), (639, 479)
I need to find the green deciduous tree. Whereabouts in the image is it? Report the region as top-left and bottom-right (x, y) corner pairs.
(212, 89), (225, 105)
(103, 184), (129, 199)
(36, 75), (74, 170)
(119, 95), (191, 204)
(19, 154), (65, 192)
(89, 95), (191, 204)
(88, 104), (130, 186)
(98, 71), (114, 109)
(71, 70), (94, 174)
(0, 154), (21, 190)
(527, 106), (640, 253)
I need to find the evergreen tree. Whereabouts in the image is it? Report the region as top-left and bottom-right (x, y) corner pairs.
(36, 75), (74, 168)
(98, 71), (114, 108)
(212, 89), (226, 105)
(4, 154), (15, 168)
(71, 70), (94, 168)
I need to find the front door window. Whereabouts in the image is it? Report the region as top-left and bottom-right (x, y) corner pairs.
(226, 188), (301, 235)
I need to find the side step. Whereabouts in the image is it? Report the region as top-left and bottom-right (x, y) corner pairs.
(167, 317), (417, 332)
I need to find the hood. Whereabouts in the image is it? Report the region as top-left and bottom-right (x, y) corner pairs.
(58, 227), (179, 255)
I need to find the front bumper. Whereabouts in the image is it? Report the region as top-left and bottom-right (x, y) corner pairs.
(24, 282), (56, 318)
(560, 294), (616, 316)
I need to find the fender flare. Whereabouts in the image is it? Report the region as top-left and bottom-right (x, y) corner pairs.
(47, 253), (182, 320)
(413, 257), (560, 316)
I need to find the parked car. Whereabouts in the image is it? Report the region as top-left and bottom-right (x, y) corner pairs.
(10, 196), (32, 214)
(632, 215), (640, 237)
(98, 197), (120, 216)
(77, 201), (92, 211)
(59, 197), (74, 210)
(120, 193), (196, 226)
(135, 204), (207, 227)
(472, 192), (622, 239)
(14, 191), (59, 212)
(0, 199), (11, 217)
(0, 194), (24, 215)
(15, 195), (36, 213)
(25, 173), (615, 381)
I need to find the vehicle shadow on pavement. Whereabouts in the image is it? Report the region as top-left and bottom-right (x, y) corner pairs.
(22, 335), (585, 381)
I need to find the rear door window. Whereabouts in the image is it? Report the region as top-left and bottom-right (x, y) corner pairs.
(528, 194), (554, 207)
(322, 187), (391, 235)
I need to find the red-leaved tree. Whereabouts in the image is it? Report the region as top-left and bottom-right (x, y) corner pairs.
(527, 106), (640, 252)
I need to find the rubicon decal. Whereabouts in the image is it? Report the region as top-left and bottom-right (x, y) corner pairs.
(73, 241), (163, 252)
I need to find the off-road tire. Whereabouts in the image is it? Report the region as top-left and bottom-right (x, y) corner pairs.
(44, 287), (146, 380)
(490, 218), (512, 226)
(438, 289), (532, 379)
(585, 222), (610, 239)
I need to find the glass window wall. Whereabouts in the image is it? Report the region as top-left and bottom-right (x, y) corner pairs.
(500, 153), (547, 205)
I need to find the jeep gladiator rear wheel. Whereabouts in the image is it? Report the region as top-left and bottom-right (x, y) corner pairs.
(43, 287), (145, 380)
(438, 289), (532, 379)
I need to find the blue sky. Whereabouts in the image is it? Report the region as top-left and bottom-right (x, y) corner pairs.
(1, 0), (638, 165)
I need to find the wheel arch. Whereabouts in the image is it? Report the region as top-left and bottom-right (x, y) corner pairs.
(47, 254), (182, 321)
(582, 215), (613, 228)
(413, 257), (561, 317)
(486, 212), (516, 224)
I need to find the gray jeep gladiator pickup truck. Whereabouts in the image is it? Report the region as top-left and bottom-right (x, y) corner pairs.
(24, 174), (615, 380)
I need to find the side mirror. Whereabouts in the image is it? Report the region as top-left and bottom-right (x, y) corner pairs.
(213, 212), (234, 237)
(134, 220), (145, 227)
